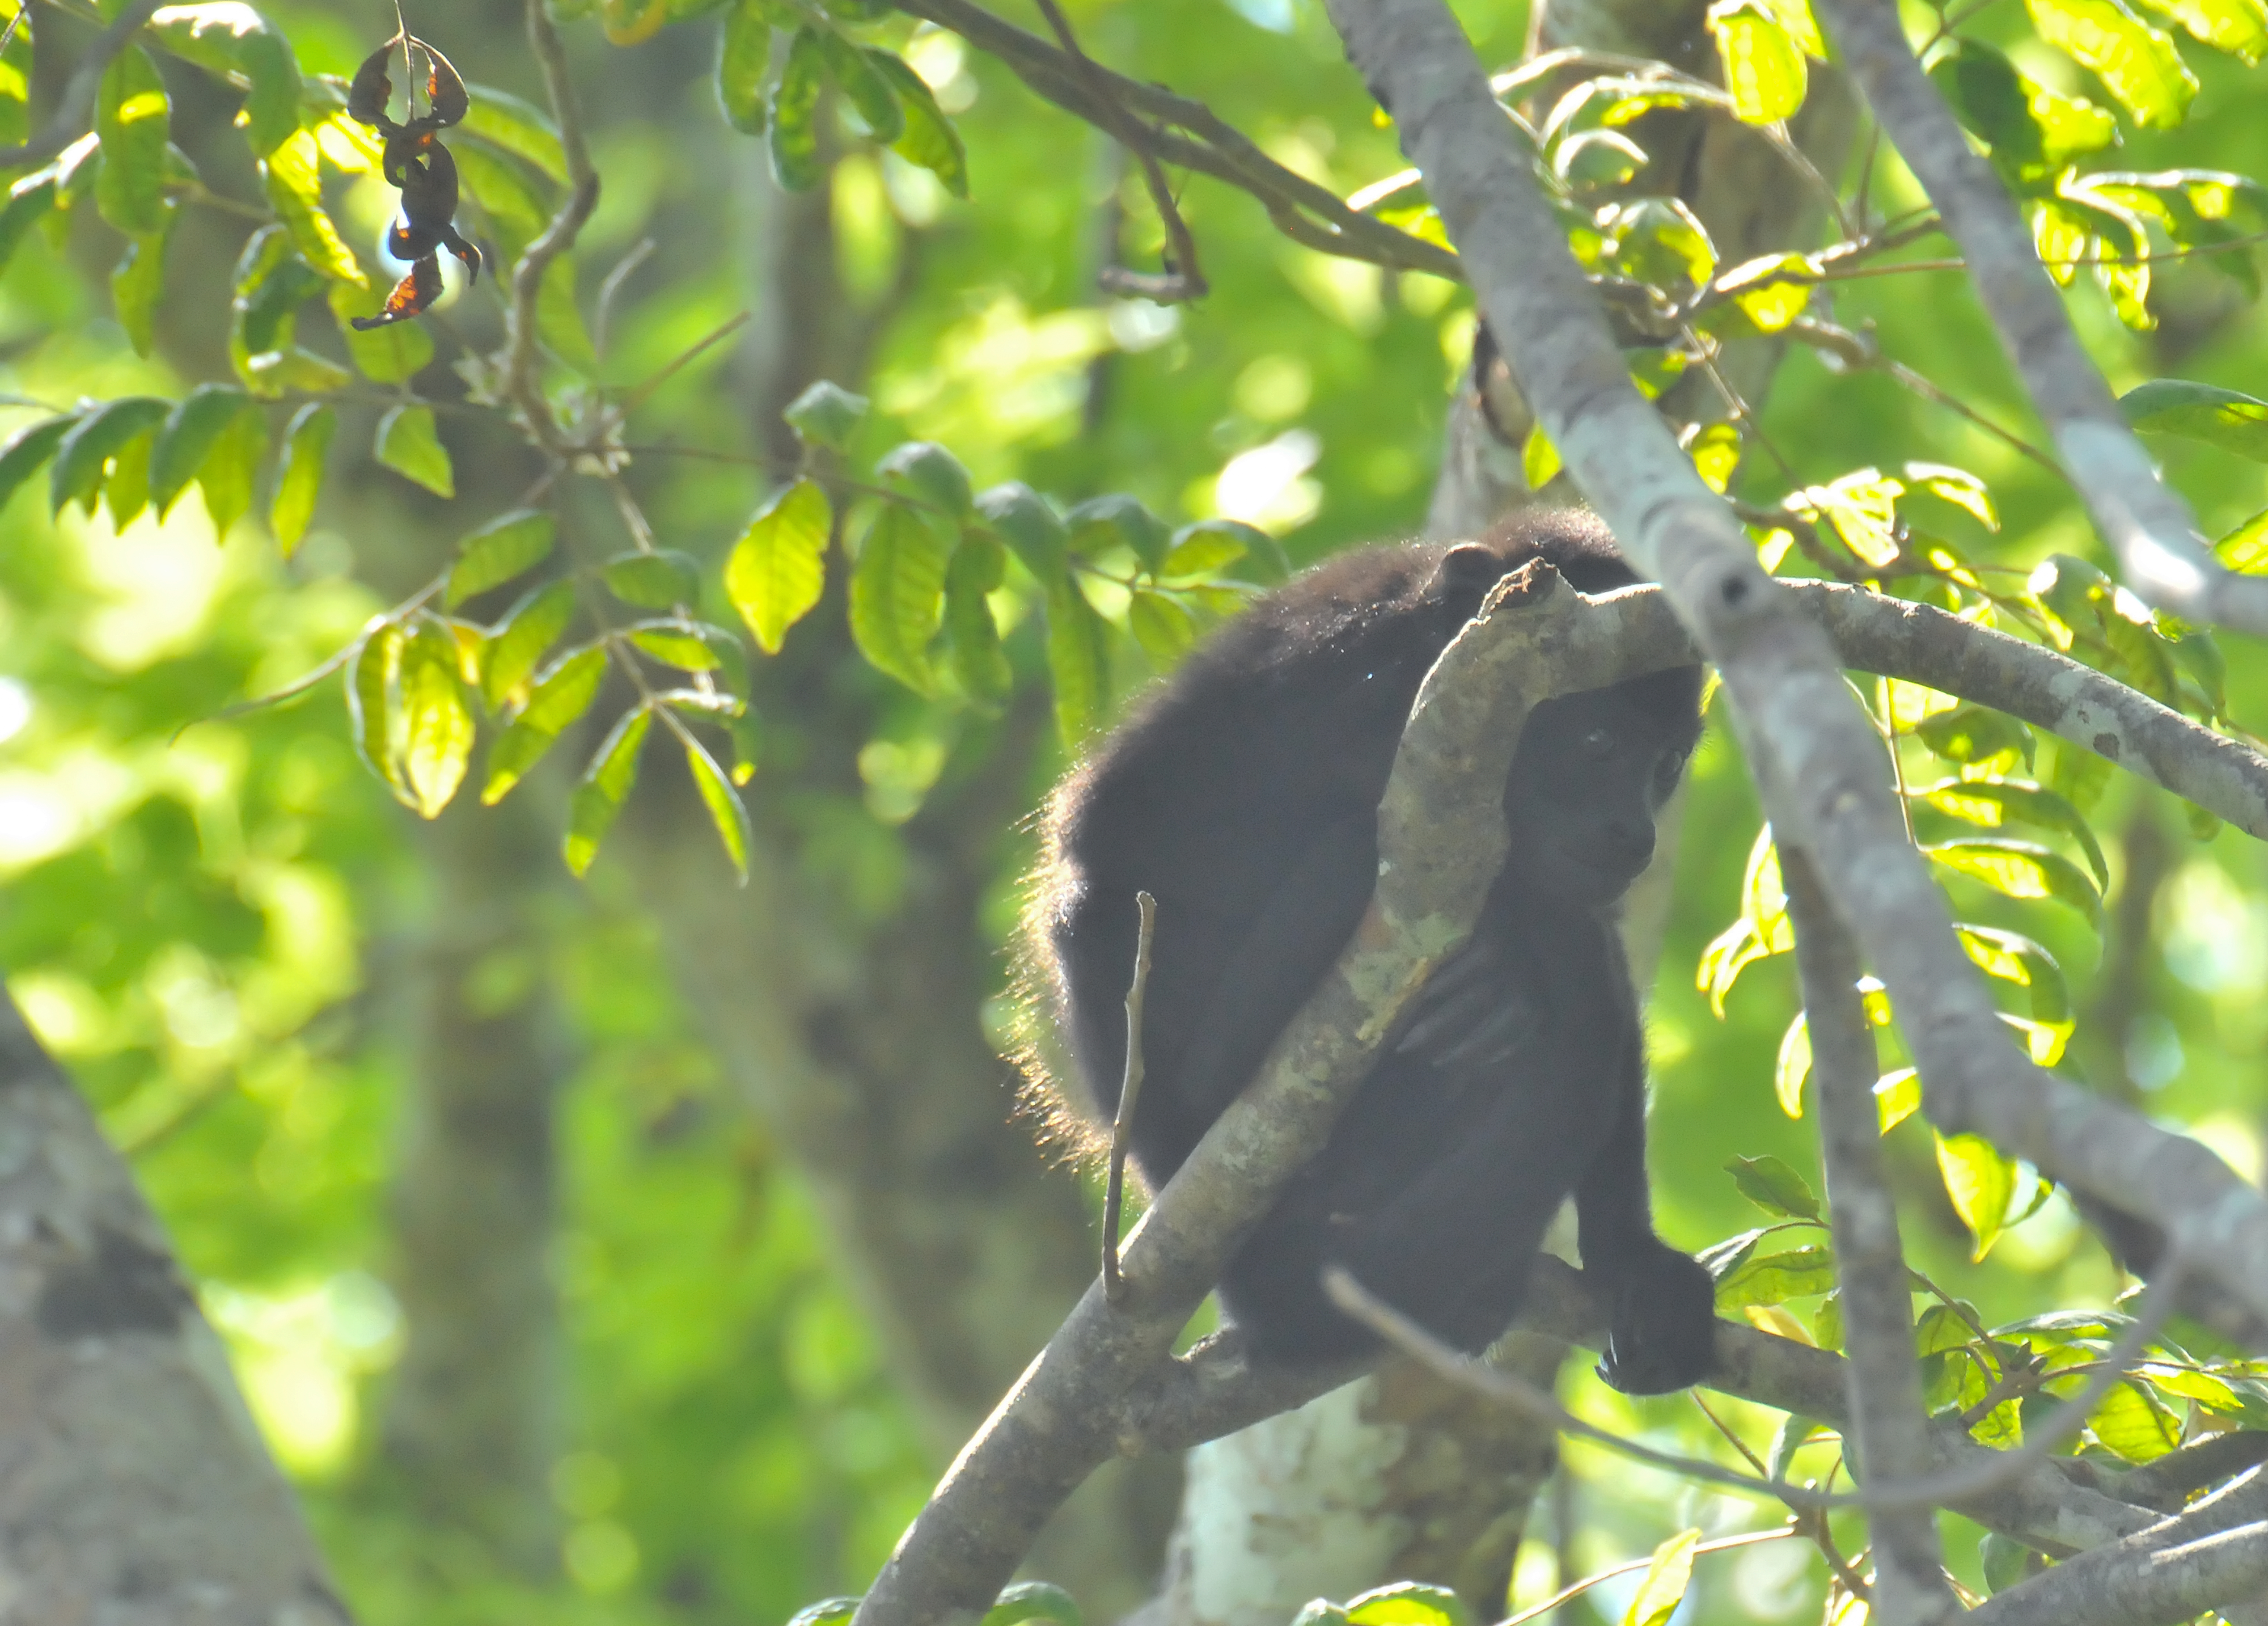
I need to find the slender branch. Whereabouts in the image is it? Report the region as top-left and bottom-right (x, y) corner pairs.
(0, 0), (163, 171)
(892, 0), (1463, 281)
(1099, 889), (1155, 1302)
(1028, 0), (1205, 301)
(1812, 0), (2268, 637)
(1500, 1528), (1796, 1625)
(502, 0), (601, 455)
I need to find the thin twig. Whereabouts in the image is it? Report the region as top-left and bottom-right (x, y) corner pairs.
(502, 0), (601, 455)
(895, 0), (1460, 281)
(593, 236), (655, 360)
(1497, 1527), (1796, 1626)
(0, 0), (163, 171)
(1030, 0), (1204, 302)
(1101, 889), (1156, 1303)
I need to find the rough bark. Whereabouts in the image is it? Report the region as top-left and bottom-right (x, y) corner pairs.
(0, 987), (354, 1625)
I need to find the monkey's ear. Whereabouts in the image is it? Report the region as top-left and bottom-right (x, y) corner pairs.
(1433, 541), (1508, 594)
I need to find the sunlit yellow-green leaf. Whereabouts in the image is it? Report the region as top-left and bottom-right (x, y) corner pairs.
(147, 2), (302, 154)
(399, 621), (475, 818)
(726, 479), (832, 653)
(196, 402), (266, 538)
(1623, 1529), (1700, 1626)
(717, 0), (772, 134)
(331, 280), (434, 383)
(150, 383), (252, 518)
(1046, 575), (1109, 745)
(2130, 0), (2268, 60)
(349, 621), (409, 801)
(565, 707), (653, 875)
(946, 533), (1012, 701)
(1521, 424), (1562, 488)
(460, 85), (569, 185)
(2089, 1379), (2182, 1462)
(49, 396), (167, 517)
(376, 404), (454, 498)
(111, 202), (176, 358)
(1937, 1131), (2019, 1260)
(484, 644), (607, 804)
(769, 28), (827, 192)
(1708, 0), (1807, 123)
(1926, 839), (2102, 923)
(1875, 1067), (1922, 1133)
(0, 0), (28, 149)
(870, 50), (968, 198)
(2027, 0), (2197, 128)
(270, 402), (333, 555)
(1774, 1012), (1809, 1118)
(682, 730), (751, 883)
(261, 126), (363, 284)
(482, 580), (579, 712)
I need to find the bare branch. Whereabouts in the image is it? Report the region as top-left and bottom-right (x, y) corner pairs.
(894, 0), (1463, 281)
(502, 0), (601, 455)
(1100, 890), (1156, 1302)
(1315, 0), (2268, 1344)
(1811, 0), (2268, 638)
(1784, 850), (1960, 1624)
(0, 0), (164, 172)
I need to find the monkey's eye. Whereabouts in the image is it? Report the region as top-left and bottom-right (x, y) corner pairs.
(1654, 748), (1689, 789)
(1580, 727), (1615, 757)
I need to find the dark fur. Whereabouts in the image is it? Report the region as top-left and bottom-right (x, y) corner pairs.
(1029, 510), (1717, 1392)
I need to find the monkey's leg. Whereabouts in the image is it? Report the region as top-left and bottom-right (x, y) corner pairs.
(1572, 1045), (1717, 1395)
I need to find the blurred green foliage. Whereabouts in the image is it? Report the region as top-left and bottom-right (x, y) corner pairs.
(0, 0), (2266, 1618)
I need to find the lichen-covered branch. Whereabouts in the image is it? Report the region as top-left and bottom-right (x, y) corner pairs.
(1784, 852), (1960, 1624)
(1810, 0), (2268, 638)
(1315, 0), (2268, 1340)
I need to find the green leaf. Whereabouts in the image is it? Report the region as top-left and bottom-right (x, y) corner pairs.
(447, 510), (556, 607)
(0, 415), (77, 513)
(261, 126), (362, 284)
(976, 482), (1067, 581)
(717, 0), (773, 134)
(376, 404), (454, 498)
(769, 28), (827, 192)
(2119, 379), (2268, 459)
(1045, 575), (1110, 745)
(461, 85), (570, 185)
(146, 3), (302, 154)
(454, 143), (547, 263)
(399, 620), (474, 818)
(1774, 1011), (1809, 1118)
(627, 623), (723, 670)
(94, 45), (169, 236)
(1914, 778), (2107, 885)
(1926, 839), (2102, 923)
(2129, 0), (2267, 60)
(1937, 1131), (2020, 1260)
(1713, 1244), (1836, 1308)
(1725, 1154), (1821, 1219)
(269, 402), (334, 555)
(1914, 704), (2033, 774)
(104, 430), (151, 528)
(786, 1601), (862, 1626)
(878, 440), (975, 517)
(150, 383), (252, 519)
(331, 278), (435, 383)
(1128, 590), (1196, 668)
(196, 402), (266, 537)
(945, 533), (1010, 702)
(1163, 519), (1260, 578)
(984, 1582), (1082, 1626)
(725, 479), (832, 652)
(1623, 1529), (1700, 1626)
(783, 380), (868, 450)
(565, 707), (654, 875)
(49, 395), (167, 517)
(0, 180), (56, 282)
(0, 0), (28, 149)
(1067, 492), (1171, 572)
(814, 28), (903, 143)
(869, 50), (968, 197)
(349, 621), (409, 801)
(1812, 1291), (1843, 1351)
(484, 644), (607, 804)
(683, 729), (751, 882)
(111, 202), (176, 358)
(483, 579), (579, 710)
(2026, 0), (2197, 128)
(1344, 1581), (1465, 1626)
(1954, 923), (2073, 1027)
(849, 502), (949, 694)
(1522, 423), (1562, 488)
(603, 548), (702, 611)
(1708, 0), (1807, 123)
(2089, 1379), (2182, 1460)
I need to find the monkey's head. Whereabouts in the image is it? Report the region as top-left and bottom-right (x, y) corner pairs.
(1441, 512), (1704, 907)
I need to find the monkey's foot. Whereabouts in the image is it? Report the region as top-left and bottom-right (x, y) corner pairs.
(1592, 1245), (1717, 1395)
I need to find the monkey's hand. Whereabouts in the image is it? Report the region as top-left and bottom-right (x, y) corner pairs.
(1593, 1243), (1717, 1396)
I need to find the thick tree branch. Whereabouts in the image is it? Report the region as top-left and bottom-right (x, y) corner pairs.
(1316, 0), (2268, 1344)
(1784, 852), (1960, 1624)
(1811, 0), (2268, 637)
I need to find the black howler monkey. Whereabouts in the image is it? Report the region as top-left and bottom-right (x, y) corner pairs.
(1031, 510), (1718, 1393)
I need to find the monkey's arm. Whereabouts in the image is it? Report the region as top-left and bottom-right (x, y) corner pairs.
(1572, 1038), (1717, 1393)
